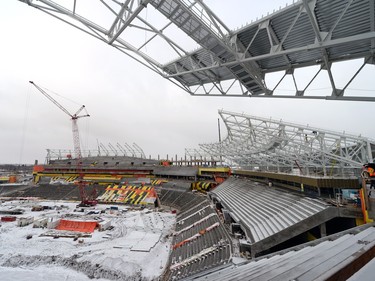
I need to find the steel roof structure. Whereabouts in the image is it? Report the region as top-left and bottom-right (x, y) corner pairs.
(45, 141), (146, 162)
(19, 0), (375, 101)
(197, 110), (375, 177)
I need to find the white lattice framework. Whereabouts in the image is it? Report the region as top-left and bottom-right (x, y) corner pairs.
(46, 142), (146, 162)
(18, 0), (375, 101)
(198, 110), (375, 177)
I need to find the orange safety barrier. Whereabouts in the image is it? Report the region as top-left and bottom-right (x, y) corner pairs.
(56, 219), (98, 233)
(173, 241), (185, 249)
(33, 165), (45, 172)
(173, 223), (220, 250)
(8, 175), (17, 183)
(214, 176), (226, 184)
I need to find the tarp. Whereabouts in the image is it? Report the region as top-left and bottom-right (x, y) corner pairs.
(100, 184), (158, 205)
(56, 219), (98, 233)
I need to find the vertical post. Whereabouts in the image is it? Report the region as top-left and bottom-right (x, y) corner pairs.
(218, 118), (222, 143)
(360, 180), (367, 224)
(320, 222), (327, 237)
(218, 118), (223, 166)
(363, 178), (369, 212)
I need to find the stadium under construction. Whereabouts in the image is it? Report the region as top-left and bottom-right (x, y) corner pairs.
(1, 108), (374, 280)
(2, 0), (375, 280)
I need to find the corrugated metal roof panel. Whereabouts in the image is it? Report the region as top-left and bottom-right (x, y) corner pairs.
(192, 225), (375, 281)
(210, 178), (329, 243)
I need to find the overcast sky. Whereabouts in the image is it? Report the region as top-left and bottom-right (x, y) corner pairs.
(1, 0), (374, 165)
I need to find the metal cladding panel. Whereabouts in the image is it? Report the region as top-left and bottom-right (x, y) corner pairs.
(194, 225), (375, 281)
(285, 48), (322, 65)
(271, 6), (304, 38)
(327, 41), (371, 60)
(257, 55), (288, 70)
(247, 28), (271, 58)
(316, 0), (372, 38)
(316, 0), (349, 33)
(280, 13), (316, 50)
(236, 25), (258, 49)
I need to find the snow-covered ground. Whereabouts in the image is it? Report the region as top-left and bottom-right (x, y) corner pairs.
(0, 199), (176, 280)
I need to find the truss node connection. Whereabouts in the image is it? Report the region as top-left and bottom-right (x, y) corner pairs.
(19, 0), (375, 101)
(195, 110), (375, 177)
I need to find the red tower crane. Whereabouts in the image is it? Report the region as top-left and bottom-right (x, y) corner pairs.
(29, 81), (96, 206)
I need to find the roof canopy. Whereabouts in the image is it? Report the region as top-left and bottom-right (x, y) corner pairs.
(19, 0), (375, 100)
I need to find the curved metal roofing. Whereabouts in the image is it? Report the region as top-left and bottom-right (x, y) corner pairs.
(210, 177), (330, 244)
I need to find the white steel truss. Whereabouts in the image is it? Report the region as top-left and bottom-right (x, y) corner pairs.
(197, 110), (375, 177)
(46, 142), (146, 162)
(18, 0), (375, 101)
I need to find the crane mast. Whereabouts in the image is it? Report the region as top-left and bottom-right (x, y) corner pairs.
(29, 81), (89, 161)
(29, 81), (96, 206)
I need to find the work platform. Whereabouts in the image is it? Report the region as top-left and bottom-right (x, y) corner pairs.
(233, 169), (359, 193)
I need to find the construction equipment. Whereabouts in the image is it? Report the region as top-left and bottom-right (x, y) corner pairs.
(29, 81), (96, 206)
(362, 163), (375, 179)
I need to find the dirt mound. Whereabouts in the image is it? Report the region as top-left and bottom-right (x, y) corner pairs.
(3, 254), (149, 281)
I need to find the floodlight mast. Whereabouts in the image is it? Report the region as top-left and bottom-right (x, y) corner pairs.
(29, 81), (94, 205)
